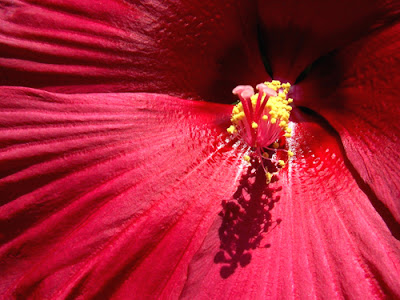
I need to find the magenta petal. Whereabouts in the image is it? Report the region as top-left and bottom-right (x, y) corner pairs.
(295, 23), (400, 222)
(181, 110), (400, 299)
(0, 87), (249, 298)
(0, 0), (268, 102)
(257, 0), (400, 81)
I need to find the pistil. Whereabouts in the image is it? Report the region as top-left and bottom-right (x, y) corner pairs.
(227, 80), (294, 183)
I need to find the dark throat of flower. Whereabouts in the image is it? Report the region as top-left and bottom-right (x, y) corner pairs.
(227, 80), (294, 184)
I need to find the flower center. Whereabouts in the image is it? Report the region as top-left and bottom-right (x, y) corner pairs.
(227, 80), (294, 183)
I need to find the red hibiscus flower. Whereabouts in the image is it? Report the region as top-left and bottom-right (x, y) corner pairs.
(1, 0), (400, 299)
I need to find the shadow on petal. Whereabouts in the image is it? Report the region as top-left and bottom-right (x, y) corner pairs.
(214, 159), (282, 278)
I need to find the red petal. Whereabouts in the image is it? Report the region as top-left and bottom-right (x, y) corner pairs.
(0, 87), (248, 298)
(257, 0), (400, 82)
(0, 0), (268, 102)
(181, 109), (400, 299)
(295, 23), (400, 222)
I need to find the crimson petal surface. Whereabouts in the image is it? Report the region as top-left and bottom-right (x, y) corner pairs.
(0, 88), (247, 299)
(257, 0), (400, 82)
(0, 0), (267, 102)
(181, 110), (400, 299)
(295, 22), (400, 223)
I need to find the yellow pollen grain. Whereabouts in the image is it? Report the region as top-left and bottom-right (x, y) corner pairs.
(266, 82), (278, 91)
(272, 80), (281, 85)
(284, 133), (292, 138)
(231, 111), (245, 123)
(252, 122), (258, 129)
(263, 88), (293, 131)
(288, 98), (293, 103)
(278, 160), (285, 167)
(243, 155), (251, 162)
(282, 83), (291, 93)
(266, 172), (272, 184)
(288, 150), (294, 157)
(227, 125), (236, 134)
(262, 115), (268, 120)
(251, 94), (258, 107)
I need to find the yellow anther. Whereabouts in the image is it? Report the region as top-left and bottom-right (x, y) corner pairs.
(266, 172), (272, 184)
(279, 121), (287, 128)
(232, 106), (240, 114)
(262, 115), (268, 120)
(288, 98), (293, 103)
(227, 125), (236, 134)
(278, 160), (285, 167)
(284, 133), (292, 138)
(288, 150), (294, 157)
(262, 152), (269, 159)
(232, 111), (245, 122)
(286, 128), (292, 133)
(251, 94), (258, 107)
(266, 83), (278, 91)
(272, 80), (281, 85)
(271, 118), (276, 124)
(252, 122), (258, 129)
(272, 142), (279, 149)
(243, 155), (251, 162)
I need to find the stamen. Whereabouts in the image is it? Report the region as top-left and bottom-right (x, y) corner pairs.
(227, 80), (294, 183)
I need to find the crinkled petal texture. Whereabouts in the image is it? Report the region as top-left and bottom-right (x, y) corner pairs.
(2, 89), (399, 299)
(181, 110), (400, 299)
(0, 0), (268, 102)
(257, 0), (400, 82)
(0, 88), (249, 299)
(295, 22), (400, 223)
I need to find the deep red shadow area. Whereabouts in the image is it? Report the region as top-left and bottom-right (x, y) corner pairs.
(214, 159), (282, 278)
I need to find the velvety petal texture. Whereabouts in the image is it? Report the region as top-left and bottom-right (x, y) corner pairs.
(181, 111), (400, 299)
(257, 0), (400, 82)
(2, 89), (398, 299)
(295, 22), (400, 222)
(0, 0), (268, 102)
(0, 88), (248, 299)
(1, 0), (399, 298)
